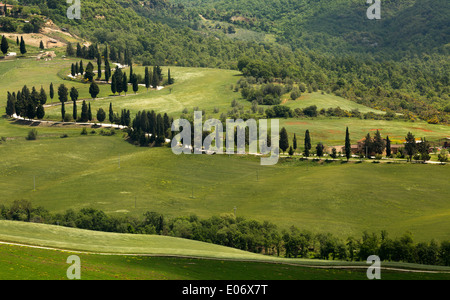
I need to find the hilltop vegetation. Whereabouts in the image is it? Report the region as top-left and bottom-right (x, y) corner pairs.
(3, 0), (448, 122)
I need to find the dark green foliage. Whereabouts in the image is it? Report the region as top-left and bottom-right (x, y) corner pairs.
(345, 127), (351, 161)
(80, 100), (89, 122)
(279, 127), (289, 154)
(49, 83), (54, 100)
(57, 84), (68, 103)
(26, 129), (38, 141)
(36, 104), (45, 119)
(386, 136), (391, 157)
(97, 108), (106, 123)
(109, 102), (114, 123)
(304, 129), (311, 157)
(89, 82), (100, 99)
(3, 200), (450, 266)
(316, 142), (324, 158)
(404, 132), (416, 162)
(1, 35), (9, 55)
(61, 101), (65, 121)
(19, 36), (26, 55)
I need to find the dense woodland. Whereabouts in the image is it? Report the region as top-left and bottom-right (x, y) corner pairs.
(1, 200), (450, 266)
(2, 0), (448, 124)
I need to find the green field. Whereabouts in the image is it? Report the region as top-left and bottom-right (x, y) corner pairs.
(1, 131), (449, 241)
(1, 56), (450, 280)
(1, 221), (449, 280)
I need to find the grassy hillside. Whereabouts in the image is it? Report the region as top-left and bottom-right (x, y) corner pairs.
(1, 221), (449, 280)
(1, 131), (449, 241)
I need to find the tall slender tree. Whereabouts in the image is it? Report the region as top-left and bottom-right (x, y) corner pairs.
(109, 102), (114, 123)
(70, 87), (78, 121)
(96, 52), (102, 79)
(19, 36), (26, 55)
(405, 132), (417, 161)
(385, 136), (391, 158)
(144, 67), (150, 91)
(89, 82), (100, 99)
(61, 100), (65, 121)
(80, 100), (88, 122)
(49, 83), (54, 102)
(344, 127), (351, 161)
(122, 73), (128, 95)
(57, 84), (68, 103)
(1, 35), (9, 55)
(279, 127), (289, 154)
(304, 129), (311, 157)
(39, 86), (47, 105)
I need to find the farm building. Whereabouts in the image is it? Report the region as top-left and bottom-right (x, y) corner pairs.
(0, 3), (13, 15)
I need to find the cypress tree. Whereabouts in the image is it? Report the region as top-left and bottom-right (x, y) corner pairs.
(115, 68), (124, 95)
(39, 40), (44, 50)
(132, 75), (138, 94)
(373, 129), (385, 155)
(61, 101), (65, 121)
(70, 87), (78, 120)
(89, 82), (100, 99)
(71, 63), (75, 76)
(405, 132), (416, 162)
(345, 127), (351, 161)
(39, 86), (47, 105)
(5, 92), (15, 116)
(316, 142), (324, 158)
(75, 62), (79, 75)
(386, 136), (391, 158)
(79, 60), (84, 75)
(80, 100), (88, 122)
(73, 100), (77, 121)
(279, 127), (289, 154)
(97, 52), (102, 79)
(88, 103), (92, 121)
(129, 64), (133, 83)
(152, 66), (158, 88)
(123, 73), (128, 95)
(57, 84), (68, 103)
(1, 35), (9, 55)
(19, 36), (26, 55)
(49, 83), (54, 102)
(76, 43), (82, 57)
(304, 129), (311, 157)
(66, 42), (74, 56)
(104, 58), (111, 83)
(84, 62), (95, 82)
(97, 108), (106, 123)
(16, 36), (19, 46)
(109, 102), (114, 123)
(36, 104), (45, 119)
(144, 67), (150, 91)
(167, 68), (174, 84)
(111, 75), (117, 95)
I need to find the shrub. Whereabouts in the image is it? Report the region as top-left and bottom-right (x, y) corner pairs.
(81, 127), (88, 135)
(26, 129), (38, 140)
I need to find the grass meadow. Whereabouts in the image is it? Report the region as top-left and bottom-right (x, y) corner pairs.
(0, 56), (449, 279)
(1, 221), (449, 280)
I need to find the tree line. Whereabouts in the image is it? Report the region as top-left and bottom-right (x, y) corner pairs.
(1, 200), (449, 266)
